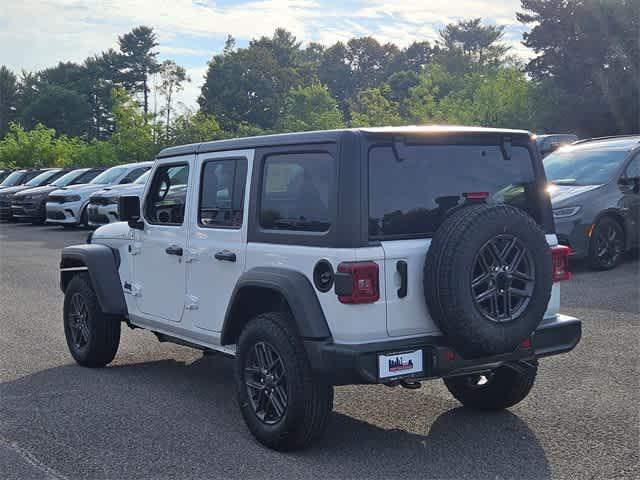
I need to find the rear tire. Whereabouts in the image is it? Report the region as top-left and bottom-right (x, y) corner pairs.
(63, 273), (120, 367)
(588, 217), (625, 270)
(235, 312), (333, 451)
(444, 360), (538, 410)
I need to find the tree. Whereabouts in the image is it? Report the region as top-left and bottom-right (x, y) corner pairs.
(118, 26), (160, 115)
(158, 60), (189, 136)
(402, 41), (434, 73)
(438, 18), (510, 70)
(437, 68), (537, 128)
(199, 30), (303, 130)
(20, 84), (91, 137)
(278, 83), (344, 132)
(110, 88), (158, 163)
(170, 111), (225, 145)
(518, 0), (639, 135)
(350, 87), (402, 127)
(0, 66), (18, 137)
(318, 42), (353, 116)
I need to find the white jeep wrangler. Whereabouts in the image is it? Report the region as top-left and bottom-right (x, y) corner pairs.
(60, 127), (581, 450)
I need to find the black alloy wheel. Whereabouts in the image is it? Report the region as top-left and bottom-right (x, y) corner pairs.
(244, 341), (288, 424)
(68, 292), (90, 350)
(471, 234), (535, 323)
(591, 218), (624, 270)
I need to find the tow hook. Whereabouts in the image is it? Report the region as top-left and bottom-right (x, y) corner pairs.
(400, 380), (421, 389)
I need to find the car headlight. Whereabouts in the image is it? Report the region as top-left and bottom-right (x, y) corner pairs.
(553, 206), (582, 219)
(62, 195), (81, 202)
(106, 196), (119, 205)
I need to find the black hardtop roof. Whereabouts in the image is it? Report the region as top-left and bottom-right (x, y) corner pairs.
(157, 126), (532, 159)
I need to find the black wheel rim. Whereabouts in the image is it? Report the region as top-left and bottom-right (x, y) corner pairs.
(471, 234), (535, 323)
(595, 223), (623, 267)
(244, 341), (288, 425)
(69, 293), (90, 349)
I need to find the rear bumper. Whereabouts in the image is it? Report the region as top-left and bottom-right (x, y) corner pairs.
(305, 314), (581, 385)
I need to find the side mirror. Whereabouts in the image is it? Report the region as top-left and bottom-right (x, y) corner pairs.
(119, 195), (143, 230)
(618, 176), (640, 194)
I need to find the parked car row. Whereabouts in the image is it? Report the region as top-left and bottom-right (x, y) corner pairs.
(1, 134), (639, 270)
(0, 162), (152, 226)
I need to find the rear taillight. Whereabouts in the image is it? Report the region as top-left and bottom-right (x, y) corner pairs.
(551, 245), (571, 282)
(336, 261), (380, 304)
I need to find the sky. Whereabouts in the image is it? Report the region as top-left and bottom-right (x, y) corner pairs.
(1, 0), (532, 113)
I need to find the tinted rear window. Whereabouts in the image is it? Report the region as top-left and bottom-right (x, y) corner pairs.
(369, 144), (537, 239)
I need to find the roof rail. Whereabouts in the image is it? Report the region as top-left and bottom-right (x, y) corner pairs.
(573, 134), (640, 145)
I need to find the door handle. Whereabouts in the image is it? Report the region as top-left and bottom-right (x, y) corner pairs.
(214, 250), (236, 262)
(165, 245), (183, 256)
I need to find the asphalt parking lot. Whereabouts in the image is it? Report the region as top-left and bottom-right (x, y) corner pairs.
(1, 222), (638, 480)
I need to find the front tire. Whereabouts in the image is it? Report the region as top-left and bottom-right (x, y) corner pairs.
(444, 360), (538, 410)
(63, 273), (121, 367)
(235, 312), (333, 451)
(588, 217), (625, 270)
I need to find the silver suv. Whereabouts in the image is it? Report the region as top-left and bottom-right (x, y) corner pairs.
(60, 127), (581, 450)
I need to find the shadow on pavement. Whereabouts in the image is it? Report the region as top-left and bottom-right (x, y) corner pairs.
(0, 355), (550, 479)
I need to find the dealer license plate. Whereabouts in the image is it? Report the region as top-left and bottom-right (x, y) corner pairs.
(378, 349), (423, 379)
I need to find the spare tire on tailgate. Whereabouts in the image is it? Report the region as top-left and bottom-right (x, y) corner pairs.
(424, 204), (552, 358)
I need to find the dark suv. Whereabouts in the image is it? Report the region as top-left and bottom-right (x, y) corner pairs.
(11, 167), (106, 224)
(0, 169), (68, 220)
(545, 136), (640, 269)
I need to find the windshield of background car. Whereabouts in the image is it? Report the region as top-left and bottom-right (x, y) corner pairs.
(133, 170), (150, 184)
(369, 143), (538, 239)
(24, 170), (60, 186)
(90, 166), (127, 185)
(544, 148), (628, 186)
(0, 171), (25, 187)
(51, 170), (86, 187)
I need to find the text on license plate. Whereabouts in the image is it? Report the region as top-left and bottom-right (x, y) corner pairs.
(378, 349), (423, 379)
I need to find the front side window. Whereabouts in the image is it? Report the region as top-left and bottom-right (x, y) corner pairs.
(144, 164), (189, 225)
(199, 159), (247, 228)
(369, 144), (537, 239)
(260, 153), (334, 232)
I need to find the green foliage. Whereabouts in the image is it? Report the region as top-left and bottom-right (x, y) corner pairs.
(170, 112), (225, 145)
(350, 87), (402, 127)
(0, 66), (18, 138)
(0, 122), (117, 169)
(158, 60), (189, 135)
(20, 84), (92, 137)
(279, 84), (344, 132)
(2, 7), (638, 166)
(110, 88), (159, 163)
(118, 26), (160, 115)
(518, 0), (639, 135)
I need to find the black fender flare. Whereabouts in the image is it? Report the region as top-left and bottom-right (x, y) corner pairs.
(220, 267), (331, 345)
(60, 244), (127, 316)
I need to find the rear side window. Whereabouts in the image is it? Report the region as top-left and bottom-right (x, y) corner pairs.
(369, 144), (537, 239)
(260, 153), (334, 232)
(199, 158), (248, 228)
(144, 164), (189, 226)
